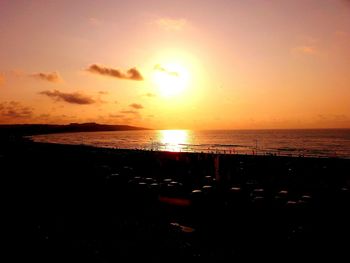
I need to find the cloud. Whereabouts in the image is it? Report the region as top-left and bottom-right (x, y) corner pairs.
(315, 114), (350, 128)
(317, 114), (349, 122)
(335, 30), (349, 39)
(154, 64), (179, 77)
(129, 103), (143, 109)
(39, 90), (95, 105)
(0, 101), (33, 118)
(145, 92), (156, 98)
(30, 72), (63, 83)
(109, 114), (124, 118)
(120, 110), (139, 115)
(335, 30), (348, 36)
(96, 91), (108, 104)
(154, 18), (187, 31)
(119, 110), (142, 122)
(302, 36), (318, 44)
(39, 113), (51, 118)
(0, 74), (4, 85)
(293, 46), (317, 55)
(9, 69), (26, 77)
(87, 64), (143, 81)
(89, 17), (102, 26)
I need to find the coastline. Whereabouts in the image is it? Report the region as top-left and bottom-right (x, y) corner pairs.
(28, 128), (350, 159)
(3, 138), (350, 261)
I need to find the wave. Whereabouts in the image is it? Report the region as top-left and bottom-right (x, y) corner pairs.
(178, 143), (250, 148)
(30, 129), (350, 158)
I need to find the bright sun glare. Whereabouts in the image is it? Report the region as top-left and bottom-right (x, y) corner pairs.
(160, 130), (189, 152)
(152, 63), (190, 97)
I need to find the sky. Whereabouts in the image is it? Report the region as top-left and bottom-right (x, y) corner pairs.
(0, 0), (350, 129)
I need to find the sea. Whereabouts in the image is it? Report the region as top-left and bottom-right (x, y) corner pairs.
(30, 129), (350, 158)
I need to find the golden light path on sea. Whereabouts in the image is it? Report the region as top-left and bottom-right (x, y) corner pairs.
(159, 130), (189, 152)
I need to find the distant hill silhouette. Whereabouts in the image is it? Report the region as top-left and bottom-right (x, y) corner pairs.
(0, 123), (150, 138)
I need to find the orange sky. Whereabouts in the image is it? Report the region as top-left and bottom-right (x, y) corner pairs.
(0, 0), (350, 129)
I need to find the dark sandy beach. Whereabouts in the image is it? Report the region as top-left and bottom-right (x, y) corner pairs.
(2, 138), (350, 262)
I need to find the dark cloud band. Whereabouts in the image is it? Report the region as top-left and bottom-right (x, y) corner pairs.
(39, 90), (95, 105)
(87, 64), (143, 81)
(129, 103), (143, 109)
(31, 72), (62, 83)
(0, 101), (33, 118)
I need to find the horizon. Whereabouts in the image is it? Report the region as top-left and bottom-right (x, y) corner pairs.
(1, 0), (350, 129)
(1, 122), (350, 132)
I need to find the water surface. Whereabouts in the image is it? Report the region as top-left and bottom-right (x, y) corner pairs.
(31, 129), (350, 158)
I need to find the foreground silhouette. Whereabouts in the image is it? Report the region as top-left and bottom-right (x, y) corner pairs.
(2, 138), (349, 262)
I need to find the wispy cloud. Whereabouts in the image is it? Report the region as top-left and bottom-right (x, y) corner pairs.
(129, 103), (143, 109)
(89, 17), (102, 26)
(154, 64), (179, 76)
(30, 72), (63, 83)
(38, 113), (51, 119)
(87, 64), (143, 81)
(120, 110), (139, 115)
(145, 92), (156, 98)
(9, 69), (26, 78)
(293, 46), (317, 55)
(317, 114), (349, 122)
(315, 114), (350, 128)
(154, 17), (187, 31)
(39, 90), (95, 105)
(335, 30), (348, 37)
(0, 74), (4, 85)
(0, 101), (33, 118)
(109, 114), (123, 118)
(32, 113), (80, 124)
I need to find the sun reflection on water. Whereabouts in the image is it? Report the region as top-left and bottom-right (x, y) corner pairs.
(159, 130), (189, 152)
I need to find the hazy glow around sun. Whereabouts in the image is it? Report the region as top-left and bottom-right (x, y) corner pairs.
(152, 62), (190, 97)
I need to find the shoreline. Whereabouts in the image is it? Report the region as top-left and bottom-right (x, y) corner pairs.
(2, 137), (350, 261)
(3, 137), (350, 185)
(28, 135), (350, 160)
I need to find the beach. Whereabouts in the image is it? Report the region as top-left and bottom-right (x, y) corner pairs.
(3, 1), (350, 261)
(2, 137), (350, 261)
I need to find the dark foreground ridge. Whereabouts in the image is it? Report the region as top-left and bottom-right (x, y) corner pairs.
(2, 138), (350, 262)
(0, 122), (149, 137)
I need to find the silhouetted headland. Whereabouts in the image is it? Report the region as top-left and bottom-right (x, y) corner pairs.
(0, 122), (149, 138)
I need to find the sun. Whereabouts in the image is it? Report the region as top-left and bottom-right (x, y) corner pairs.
(152, 62), (190, 97)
